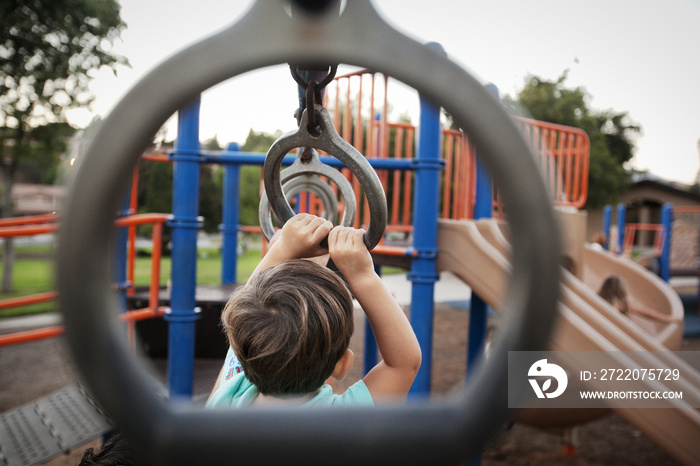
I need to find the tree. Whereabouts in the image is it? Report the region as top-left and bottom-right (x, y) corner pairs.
(0, 0), (128, 291)
(199, 136), (223, 233)
(503, 72), (641, 208)
(240, 129), (280, 226)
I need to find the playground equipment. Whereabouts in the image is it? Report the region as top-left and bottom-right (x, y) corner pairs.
(54, 1), (562, 464)
(258, 149), (357, 241)
(437, 215), (700, 465)
(263, 103), (386, 248)
(0, 213), (168, 348)
(2, 1), (693, 465)
(604, 202), (700, 324)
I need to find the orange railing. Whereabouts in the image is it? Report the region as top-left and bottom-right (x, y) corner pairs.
(325, 70), (591, 230)
(514, 116), (590, 209)
(674, 206), (700, 214)
(623, 223), (665, 257)
(0, 212), (169, 347)
(243, 70), (590, 251)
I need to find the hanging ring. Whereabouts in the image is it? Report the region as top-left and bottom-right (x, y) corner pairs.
(259, 172), (354, 241)
(263, 105), (386, 249)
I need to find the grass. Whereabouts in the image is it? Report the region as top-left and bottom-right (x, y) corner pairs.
(1, 244), (404, 318)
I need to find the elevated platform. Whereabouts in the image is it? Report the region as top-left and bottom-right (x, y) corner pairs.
(127, 284), (240, 360)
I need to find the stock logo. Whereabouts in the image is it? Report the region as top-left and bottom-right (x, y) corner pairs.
(528, 359), (568, 399)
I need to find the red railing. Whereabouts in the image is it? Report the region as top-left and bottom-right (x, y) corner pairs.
(0, 212), (169, 347)
(674, 206), (700, 214)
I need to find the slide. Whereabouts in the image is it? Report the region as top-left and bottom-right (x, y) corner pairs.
(437, 218), (700, 465)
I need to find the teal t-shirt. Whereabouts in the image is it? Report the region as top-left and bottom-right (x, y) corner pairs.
(206, 347), (374, 409)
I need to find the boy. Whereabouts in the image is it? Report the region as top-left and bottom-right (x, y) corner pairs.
(207, 213), (421, 407)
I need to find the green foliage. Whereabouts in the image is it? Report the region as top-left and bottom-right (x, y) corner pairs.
(241, 129), (280, 152)
(239, 129), (278, 226)
(0, 0), (128, 213)
(0, 0), (128, 128)
(505, 72), (641, 208)
(239, 165), (262, 226)
(199, 166), (222, 232)
(18, 122), (75, 184)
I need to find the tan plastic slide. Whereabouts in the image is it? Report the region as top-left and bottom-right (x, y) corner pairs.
(437, 218), (700, 465)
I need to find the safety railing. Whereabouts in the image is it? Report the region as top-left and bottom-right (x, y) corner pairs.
(513, 116), (590, 209)
(325, 70), (591, 231)
(0, 212), (169, 347)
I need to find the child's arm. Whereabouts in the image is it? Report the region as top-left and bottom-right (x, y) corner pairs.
(247, 213), (332, 284)
(629, 305), (683, 324)
(329, 227), (421, 400)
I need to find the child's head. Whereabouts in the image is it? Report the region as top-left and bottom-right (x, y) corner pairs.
(222, 259), (354, 396)
(598, 274), (629, 315)
(592, 231), (606, 248)
(80, 433), (144, 466)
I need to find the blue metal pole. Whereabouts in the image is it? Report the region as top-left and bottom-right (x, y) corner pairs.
(660, 203), (673, 282)
(201, 152), (415, 170)
(220, 142), (241, 285)
(408, 43), (445, 396)
(617, 203), (626, 255)
(603, 205), (612, 250)
(165, 97), (203, 400)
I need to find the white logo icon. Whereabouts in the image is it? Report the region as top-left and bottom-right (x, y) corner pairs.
(528, 359), (568, 399)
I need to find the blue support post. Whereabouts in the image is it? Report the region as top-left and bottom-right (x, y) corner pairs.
(660, 203), (673, 283)
(617, 203), (626, 255)
(603, 205), (612, 250)
(220, 142), (241, 285)
(407, 44), (445, 396)
(165, 98), (203, 400)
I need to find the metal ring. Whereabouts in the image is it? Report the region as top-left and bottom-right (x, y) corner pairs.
(284, 176), (339, 224)
(259, 147), (357, 242)
(258, 174), (345, 241)
(57, 0), (561, 464)
(264, 105), (386, 249)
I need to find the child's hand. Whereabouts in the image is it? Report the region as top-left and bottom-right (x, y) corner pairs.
(328, 226), (374, 282)
(274, 213), (333, 260)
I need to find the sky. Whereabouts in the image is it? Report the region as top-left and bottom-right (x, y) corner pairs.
(66, 0), (700, 185)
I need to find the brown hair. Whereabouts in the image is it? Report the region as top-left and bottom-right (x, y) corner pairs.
(592, 232), (606, 247)
(221, 259), (355, 395)
(598, 275), (629, 315)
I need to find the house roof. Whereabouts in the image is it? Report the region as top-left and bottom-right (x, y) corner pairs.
(628, 177), (700, 204)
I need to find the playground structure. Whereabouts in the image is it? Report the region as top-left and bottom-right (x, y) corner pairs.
(0, 1), (698, 464)
(600, 202), (700, 320)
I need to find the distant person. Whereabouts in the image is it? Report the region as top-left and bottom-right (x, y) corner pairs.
(598, 275), (682, 324)
(207, 213), (421, 408)
(598, 275), (629, 315)
(590, 232), (606, 251)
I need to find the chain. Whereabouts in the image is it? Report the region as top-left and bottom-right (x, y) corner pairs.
(289, 64), (338, 138)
